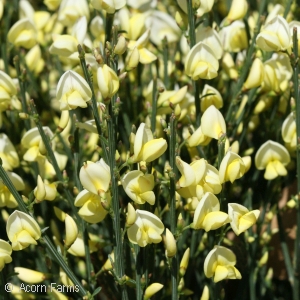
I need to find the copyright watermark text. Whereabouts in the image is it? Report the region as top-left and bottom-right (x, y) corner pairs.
(5, 282), (79, 293)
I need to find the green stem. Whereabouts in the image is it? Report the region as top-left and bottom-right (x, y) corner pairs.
(77, 45), (109, 163)
(187, 0), (196, 48)
(151, 77), (157, 134)
(169, 113), (178, 300)
(14, 56), (30, 130)
(107, 99), (128, 300)
(105, 13), (115, 43)
(134, 244), (143, 300)
(293, 26), (300, 300)
(0, 164), (87, 297)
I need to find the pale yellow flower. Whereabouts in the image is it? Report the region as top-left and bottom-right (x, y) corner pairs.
(200, 84), (223, 112)
(228, 203), (260, 235)
(79, 159), (111, 195)
(179, 248), (190, 277)
(6, 210), (41, 251)
(15, 267), (46, 284)
(74, 189), (109, 223)
(0, 70), (17, 112)
(282, 112), (296, 151)
(25, 45), (45, 75)
(186, 125), (212, 147)
(227, 0), (248, 21)
(219, 151), (245, 184)
(0, 133), (19, 171)
(64, 214), (78, 248)
(34, 175), (57, 202)
(56, 70), (92, 110)
(185, 41), (219, 80)
(97, 64), (119, 100)
(91, 0), (126, 14)
(127, 209), (164, 247)
(177, 0), (214, 17)
(243, 58), (265, 90)
(122, 170), (155, 205)
(193, 192), (230, 232)
(201, 105), (226, 140)
(58, 0), (89, 26)
(165, 228), (177, 258)
(255, 140), (290, 180)
(144, 283), (164, 299)
(0, 239), (12, 271)
(204, 246), (241, 282)
(256, 15), (291, 52)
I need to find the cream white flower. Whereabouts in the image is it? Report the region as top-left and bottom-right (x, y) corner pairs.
(97, 64), (119, 100)
(0, 133), (19, 171)
(0, 239), (12, 271)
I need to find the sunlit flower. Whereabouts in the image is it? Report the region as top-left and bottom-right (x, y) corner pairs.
(185, 41), (219, 80)
(201, 105), (226, 140)
(165, 228), (177, 258)
(15, 267), (46, 284)
(243, 58), (265, 90)
(256, 15), (291, 52)
(56, 70), (92, 110)
(219, 151), (245, 184)
(75, 189), (110, 223)
(228, 203), (260, 235)
(0, 239), (12, 271)
(200, 84), (223, 112)
(192, 192), (230, 232)
(255, 140), (290, 180)
(144, 283), (164, 299)
(58, 0), (89, 26)
(204, 246), (242, 282)
(64, 214), (78, 248)
(91, 0), (126, 14)
(79, 159), (111, 195)
(0, 70), (17, 113)
(121, 170), (155, 205)
(33, 175), (57, 202)
(227, 0), (248, 21)
(177, 0), (214, 17)
(186, 125), (212, 147)
(130, 123), (167, 163)
(6, 210), (41, 251)
(127, 209), (164, 247)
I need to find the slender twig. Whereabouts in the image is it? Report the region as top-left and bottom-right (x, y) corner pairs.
(292, 26), (300, 300)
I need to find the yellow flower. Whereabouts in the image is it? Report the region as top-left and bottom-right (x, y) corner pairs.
(67, 236), (85, 257)
(7, 18), (37, 49)
(56, 70), (92, 110)
(201, 105), (226, 140)
(0, 171), (25, 208)
(193, 192), (230, 232)
(186, 125), (212, 147)
(185, 41), (219, 80)
(91, 0), (126, 14)
(79, 159), (111, 195)
(179, 248), (190, 277)
(121, 170), (155, 205)
(25, 45), (45, 75)
(255, 140), (290, 180)
(227, 0), (248, 21)
(0, 70), (17, 112)
(6, 210), (41, 251)
(74, 189), (109, 223)
(0, 133), (19, 171)
(177, 0), (214, 17)
(64, 214), (78, 248)
(125, 47), (140, 71)
(131, 123), (167, 163)
(204, 246), (241, 282)
(15, 267), (46, 284)
(228, 203), (260, 235)
(219, 150), (246, 184)
(256, 15), (291, 52)
(144, 283), (164, 299)
(114, 35), (127, 55)
(44, 0), (61, 11)
(97, 64), (119, 100)
(282, 112), (296, 151)
(126, 203), (137, 227)
(0, 239), (12, 271)
(243, 58), (265, 90)
(127, 209), (164, 247)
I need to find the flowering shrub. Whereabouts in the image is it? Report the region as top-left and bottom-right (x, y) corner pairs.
(0, 0), (300, 299)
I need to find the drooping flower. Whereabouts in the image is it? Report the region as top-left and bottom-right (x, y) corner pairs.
(74, 189), (109, 223)
(204, 246), (242, 282)
(64, 214), (78, 248)
(121, 170), (155, 205)
(130, 123), (167, 163)
(56, 70), (92, 110)
(0, 239), (12, 271)
(228, 203), (260, 235)
(193, 192), (230, 232)
(255, 140), (290, 180)
(219, 151), (246, 184)
(185, 42), (219, 80)
(6, 210), (41, 251)
(256, 15), (291, 52)
(127, 209), (164, 247)
(282, 112), (296, 151)
(79, 159), (111, 195)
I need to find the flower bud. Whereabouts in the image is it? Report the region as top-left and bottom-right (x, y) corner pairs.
(114, 35), (127, 55)
(179, 248), (190, 277)
(165, 228), (177, 258)
(243, 58), (265, 90)
(126, 203), (137, 226)
(97, 64), (119, 100)
(227, 0), (248, 21)
(125, 47), (140, 71)
(144, 283), (163, 299)
(15, 267), (47, 284)
(0, 240), (12, 271)
(64, 214), (78, 248)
